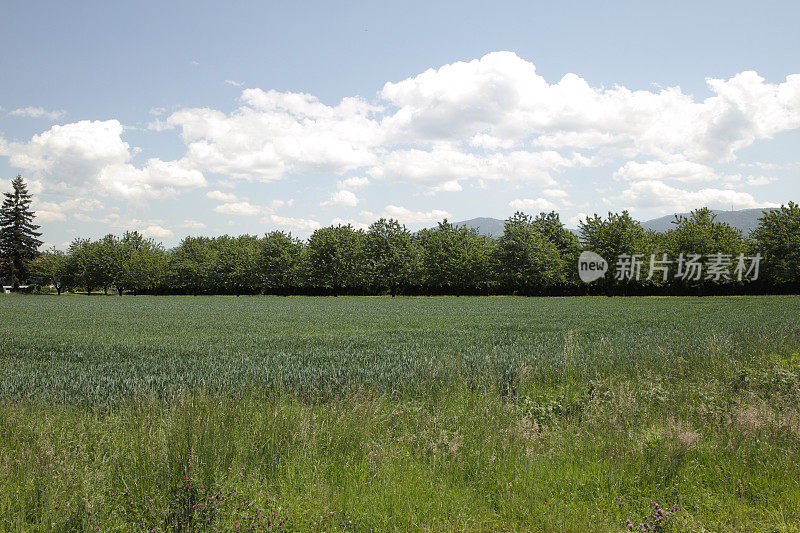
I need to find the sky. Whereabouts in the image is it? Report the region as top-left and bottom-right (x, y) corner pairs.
(1, 0), (799, 249)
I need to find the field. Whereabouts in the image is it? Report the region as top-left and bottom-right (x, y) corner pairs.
(1, 295), (799, 531)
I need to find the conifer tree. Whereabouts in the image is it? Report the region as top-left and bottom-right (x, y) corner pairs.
(0, 176), (43, 286)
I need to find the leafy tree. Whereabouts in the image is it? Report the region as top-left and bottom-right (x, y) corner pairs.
(660, 208), (747, 286)
(96, 234), (123, 295)
(494, 212), (564, 293)
(365, 218), (422, 295)
(579, 211), (653, 287)
(168, 237), (216, 294)
(416, 220), (494, 294)
(0, 176), (43, 286)
(307, 225), (367, 294)
(530, 211), (582, 285)
(29, 246), (69, 294)
(118, 231), (166, 294)
(752, 202), (800, 284)
(66, 238), (104, 294)
(215, 235), (260, 295)
(258, 231), (306, 293)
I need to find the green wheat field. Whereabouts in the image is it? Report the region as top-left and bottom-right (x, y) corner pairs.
(1, 295), (799, 531)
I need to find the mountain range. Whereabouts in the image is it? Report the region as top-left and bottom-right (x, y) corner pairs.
(450, 208), (779, 238)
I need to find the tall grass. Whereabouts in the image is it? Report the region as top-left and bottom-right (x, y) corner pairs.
(0, 295), (799, 531)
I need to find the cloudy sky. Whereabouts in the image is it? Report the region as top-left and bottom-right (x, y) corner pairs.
(1, 1), (798, 248)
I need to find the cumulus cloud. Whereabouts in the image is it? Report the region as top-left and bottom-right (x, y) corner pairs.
(213, 201), (261, 216)
(614, 160), (740, 183)
(542, 188), (569, 198)
(382, 205), (451, 224)
(508, 198), (559, 212)
(322, 189), (359, 207)
(10, 106), (67, 120)
(568, 212), (589, 227)
(165, 89), (383, 181)
(337, 176), (370, 189)
(33, 197), (105, 223)
(380, 51), (800, 163)
(206, 189), (238, 202)
(619, 180), (779, 212)
(262, 214), (322, 233)
(745, 175), (777, 186)
(0, 120), (206, 199)
(141, 225), (174, 239)
(367, 148), (576, 191)
(178, 220), (206, 229)
(330, 217), (370, 230)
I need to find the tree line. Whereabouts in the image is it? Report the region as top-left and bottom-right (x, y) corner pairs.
(22, 206), (800, 296)
(2, 176), (799, 295)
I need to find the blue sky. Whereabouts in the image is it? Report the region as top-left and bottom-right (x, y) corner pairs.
(1, 0), (798, 248)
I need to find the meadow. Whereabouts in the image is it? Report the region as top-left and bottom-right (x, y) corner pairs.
(1, 295), (799, 531)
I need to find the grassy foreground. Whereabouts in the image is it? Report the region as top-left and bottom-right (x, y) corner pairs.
(1, 295), (799, 531)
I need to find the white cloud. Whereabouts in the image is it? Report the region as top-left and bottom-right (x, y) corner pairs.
(322, 189), (359, 207)
(225, 80), (244, 87)
(382, 205), (451, 224)
(178, 220), (206, 229)
(614, 160), (740, 183)
(508, 197), (559, 212)
(166, 89), (383, 181)
(206, 189), (238, 202)
(337, 176), (370, 189)
(0, 120), (206, 199)
(745, 175), (777, 186)
(568, 212), (588, 227)
(542, 188), (569, 198)
(33, 197), (105, 224)
(331, 217), (370, 230)
(10, 106), (67, 120)
(619, 180), (779, 212)
(262, 214), (322, 233)
(367, 148), (573, 191)
(141, 225), (174, 239)
(380, 51), (800, 163)
(213, 201), (261, 216)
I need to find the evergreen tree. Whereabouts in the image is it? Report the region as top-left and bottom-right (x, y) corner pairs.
(0, 176), (43, 286)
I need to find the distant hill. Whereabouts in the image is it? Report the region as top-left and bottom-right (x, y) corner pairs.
(451, 217), (506, 237)
(640, 208), (778, 236)
(450, 208), (779, 238)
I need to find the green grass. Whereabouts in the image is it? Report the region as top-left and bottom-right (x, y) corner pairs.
(1, 295), (799, 531)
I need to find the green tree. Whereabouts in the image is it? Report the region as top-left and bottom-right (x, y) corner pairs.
(307, 225), (367, 294)
(579, 211), (653, 287)
(494, 212), (564, 293)
(168, 236), (216, 294)
(257, 231), (306, 293)
(0, 176), (43, 286)
(752, 202), (800, 284)
(530, 211), (582, 285)
(365, 218), (422, 295)
(662, 208), (746, 287)
(118, 231), (166, 294)
(416, 220), (494, 294)
(96, 234), (123, 295)
(215, 235), (260, 295)
(66, 238), (104, 294)
(29, 246), (69, 294)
